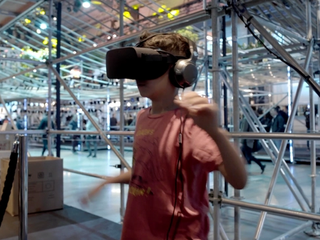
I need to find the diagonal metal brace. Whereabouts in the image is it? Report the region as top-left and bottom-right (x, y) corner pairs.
(233, 2), (320, 97)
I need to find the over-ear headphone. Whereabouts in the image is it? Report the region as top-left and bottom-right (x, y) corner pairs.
(136, 33), (198, 88)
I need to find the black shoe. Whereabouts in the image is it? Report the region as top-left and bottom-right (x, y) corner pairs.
(92, 155), (96, 158)
(261, 165), (266, 174)
(87, 154), (91, 157)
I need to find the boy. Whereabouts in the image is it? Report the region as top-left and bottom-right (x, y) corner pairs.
(83, 32), (247, 239)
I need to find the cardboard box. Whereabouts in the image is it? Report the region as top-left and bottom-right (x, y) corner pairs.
(0, 122), (16, 150)
(0, 150), (12, 178)
(0, 156), (63, 216)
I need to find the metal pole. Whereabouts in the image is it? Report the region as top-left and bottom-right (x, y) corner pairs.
(55, 2), (62, 157)
(231, 7), (241, 240)
(309, 0), (318, 214)
(254, 16), (308, 45)
(254, 40), (315, 240)
(227, 132), (320, 140)
(49, 66), (131, 170)
(317, 0), (320, 211)
(287, 66), (294, 163)
(19, 135), (28, 240)
(236, 4), (320, 97)
(222, 15), (229, 197)
(0, 96), (17, 130)
(306, 0), (313, 41)
(221, 198), (320, 222)
(211, 0), (220, 239)
(119, 0), (125, 222)
(203, 21), (209, 97)
(47, 0), (53, 156)
(318, 0), (320, 130)
(209, 205), (230, 240)
(272, 221), (311, 240)
(48, 130), (320, 140)
(309, 63), (316, 214)
(63, 168), (109, 180)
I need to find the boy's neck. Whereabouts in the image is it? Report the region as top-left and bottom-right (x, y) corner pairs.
(150, 92), (178, 115)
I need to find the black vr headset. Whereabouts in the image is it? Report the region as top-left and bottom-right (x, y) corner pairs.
(106, 33), (198, 88)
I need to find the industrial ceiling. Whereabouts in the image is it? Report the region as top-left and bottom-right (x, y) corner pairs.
(0, 0), (318, 101)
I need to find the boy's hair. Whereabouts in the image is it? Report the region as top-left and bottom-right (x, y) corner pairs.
(138, 31), (192, 59)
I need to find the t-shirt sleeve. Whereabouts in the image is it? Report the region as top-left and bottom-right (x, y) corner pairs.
(189, 122), (223, 172)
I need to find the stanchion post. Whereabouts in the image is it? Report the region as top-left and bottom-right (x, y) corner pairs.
(19, 135), (28, 240)
(211, 0), (221, 239)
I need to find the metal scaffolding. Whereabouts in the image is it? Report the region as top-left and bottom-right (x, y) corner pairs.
(1, 0), (320, 239)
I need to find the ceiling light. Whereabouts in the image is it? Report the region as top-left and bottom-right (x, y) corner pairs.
(113, 34), (117, 38)
(36, 29), (41, 34)
(82, 0), (91, 8)
(53, 17), (57, 21)
(73, 51), (77, 54)
(93, 43), (97, 47)
(24, 19), (31, 24)
(40, 23), (47, 30)
(33, 69), (37, 72)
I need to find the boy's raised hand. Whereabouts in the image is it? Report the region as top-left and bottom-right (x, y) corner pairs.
(174, 92), (219, 134)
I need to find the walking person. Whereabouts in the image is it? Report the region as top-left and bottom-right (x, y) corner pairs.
(38, 112), (55, 156)
(86, 112), (99, 158)
(68, 115), (79, 153)
(241, 116), (266, 174)
(270, 107), (285, 149)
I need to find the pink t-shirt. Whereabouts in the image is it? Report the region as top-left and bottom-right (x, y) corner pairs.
(121, 108), (222, 240)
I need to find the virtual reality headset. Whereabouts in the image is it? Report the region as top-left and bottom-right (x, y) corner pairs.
(106, 34), (198, 88)
(106, 47), (178, 81)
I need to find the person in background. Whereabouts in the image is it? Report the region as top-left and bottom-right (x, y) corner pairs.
(277, 105), (288, 125)
(304, 107), (310, 150)
(68, 115), (79, 153)
(37, 112), (55, 156)
(16, 115), (25, 130)
(3, 116), (9, 124)
(110, 113), (118, 130)
(270, 107), (285, 149)
(240, 112), (266, 174)
(86, 112), (99, 158)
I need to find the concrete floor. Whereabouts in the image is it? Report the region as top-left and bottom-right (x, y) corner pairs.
(0, 147), (319, 240)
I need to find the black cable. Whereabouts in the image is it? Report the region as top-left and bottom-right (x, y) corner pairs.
(166, 109), (185, 240)
(0, 152), (18, 227)
(231, 1), (310, 80)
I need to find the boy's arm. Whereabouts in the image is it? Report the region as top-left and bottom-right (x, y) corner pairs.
(82, 170), (132, 203)
(174, 92), (247, 190)
(208, 128), (247, 189)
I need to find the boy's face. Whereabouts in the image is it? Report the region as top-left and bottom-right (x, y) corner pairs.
(135, 69), (175, 100)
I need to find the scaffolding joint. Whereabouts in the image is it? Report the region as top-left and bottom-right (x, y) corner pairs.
(208, 189), (223, 207)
